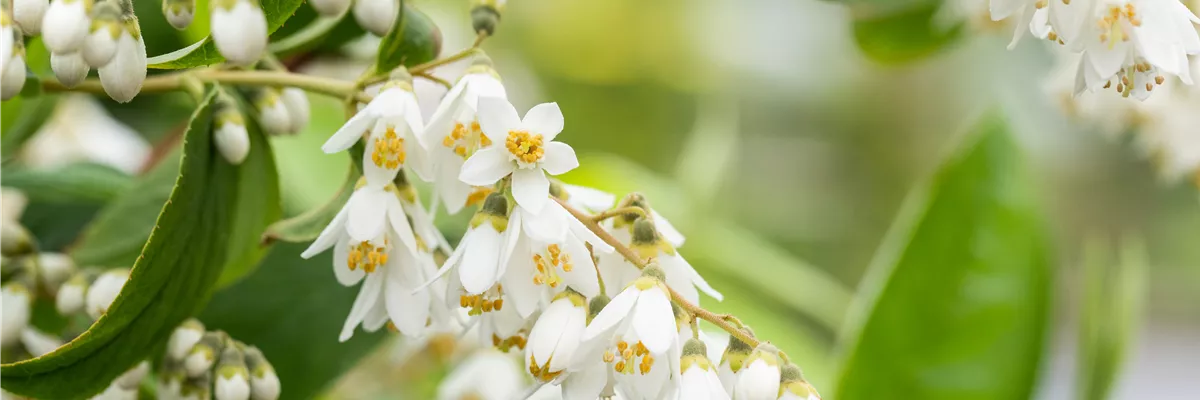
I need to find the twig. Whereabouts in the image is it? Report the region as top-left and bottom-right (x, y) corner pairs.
(589, 206), (647, 223)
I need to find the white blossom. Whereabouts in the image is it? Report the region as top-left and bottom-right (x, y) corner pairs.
(253, 88), (293, 136)
(1, 11), (13, 69)
(734, 344), (782, 400)
(424, 192), (518, 298)
(502, 201), (613, 317)
(280, 87), (310, 134)
(1070, 0), (1200, 99)
(56, 274), (88, 315)
(85, 268), (129, 320)
(97, 26), (146, 103)
(777, 363), (821, 400)
(1, 52), (25, 101)
(717, 330), (755, 397)
(424, 60), (508, 214)
(21, 94), (150, 173)
(214, 104), (252, 165)
(322, 78), (432, 180)
(41, 0), (90, 53)
(20, 328), (63, 357)
(437, 349), (524, 400)
(244, 347), (280, 400)
(210, 0), (267, 66)
(525, 289), (588, 383)
(51, 51), (90, 88)
(679, 338), (731, 400)
(35, 252), (75, 289)
(163, 0), (195, 29)
(308, 0), (349, 16)
(598, 217), (719, 304)
(168, 319), (206, 361)
(352, 0), (397, 37)
(13, 0), (48, 35)
(82, 2), (121, 67)
(1, 284), (32, 347)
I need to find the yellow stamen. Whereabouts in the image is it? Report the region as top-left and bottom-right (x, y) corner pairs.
(505, 130), (544, 165)
(371, 127), (406, 169)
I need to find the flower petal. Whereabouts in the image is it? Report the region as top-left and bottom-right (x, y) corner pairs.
(527, 298), (573, 368)
(301, 203), (350, 259)
(582, 287), (636, 341)
(333, 237), (366, 286)
(512, 167), (550, 213)
(500, 235), (541, 318)
(459, 225), (502, 294)
(652, 208), (685, 247)
(521, 102), (564, 141)
(346, 188), (387, 242)
(323, 108), (374, 153)
(631, 287), (675, 354)
(339, 272), (384, 342)
(459, 147), (512, 186)
(541, 142), (579, 176)
(561, 360), (608, 400)
(385, 194), (420, 256)
(562, 184), (615, 211)
(384, 257), (430, 336)
(521, 203), (568, 244)
(560, 235), (600, 298)
(477, 96), (520, 140)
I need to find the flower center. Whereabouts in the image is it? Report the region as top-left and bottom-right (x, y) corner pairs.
(528, 355), (565, 382)
(505, 130), (544, 166)
(604, 340), (655, 375)
(1097, 4), (1140, 46)
(371, 126), (405, 169)
(532, 244), (572, 288)
(459, 284), (505, 316)
(346, 238), (390, 273)
(492, 331), (528, 352)
(1100, 61), (1164, 97)
(442, 120), (492, 160)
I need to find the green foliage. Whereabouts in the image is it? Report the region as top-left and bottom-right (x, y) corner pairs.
(851, 1), (962, 64)
(199, 242), (388, 400)
(1077, 236), (1145, 400)
(2, 163), (132, 251)
(69, 153), (180, 267)
(0, 88), (265, 398)
(834, 114), (1051, 400)
(376, 3), (442, 74)
(147, 0), (307, 69)
(269, 9), (366, 56)
(0, 95), (59, 162)
(262, 167), (357, 245)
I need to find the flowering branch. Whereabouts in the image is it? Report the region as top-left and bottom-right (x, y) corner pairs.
(553, 197), (763, 350)
(41, 70), (373, 103)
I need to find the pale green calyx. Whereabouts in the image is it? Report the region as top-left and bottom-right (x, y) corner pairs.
(469, 192), (510, 232)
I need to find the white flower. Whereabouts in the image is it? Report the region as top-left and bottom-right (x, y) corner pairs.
(13, 0), (48, 35)
(1, 13), (13, 69)
(717, 330), (755, 397)
(777, 363), (821, 400)
(734, 344), (782, 400)
(437, 349), (524, 400)
(91, 381), (137, 400)
(525, 289), (588, 382)
(678, 338), (731, 400)
(168, 319), (206, 361)
(1, 52), (25, 101)
(35, 252), (75, 289)
(2, 284), (32, 347)
(425, 192), (518, 297)
(1070, 0), (1200, 98)
(1136, 89), (1200, 180)
(20, 328), (63, 356)
(117, 361), (150, 390)
(502, 201), (614, 318)
(184, 332), (220, 377)
(214, 104), (252, 165)
(579, 268), (681, 400)
(86, 268), (128, 320)
(216, 347), (252, 400)
(554, 182), (616, 213)
(244, 347), (280, 400)
(41, 0), (90, 53)
(322, 78), (432, 181)
(460, 98), (580, 214)
(56, 273), (88, 315)
(210, 0), (267, 66)
(280, 87), (310, 134)
(97, 25), (146, 103)
(352, 0), (397, 36)
(163, 0), (195, 29)
(424, 60), (508, 214)
(82, 2), (121, 68)
(51, 51), (90, 88)
(21, 94), (150, 173)
(309, 0), (349, 16)
(253, 88), (293, 136)
(334, 232), (439, 341)
(599, 217), (719, 304)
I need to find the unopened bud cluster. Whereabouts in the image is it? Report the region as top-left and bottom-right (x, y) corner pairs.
(159, 320), (281, 400)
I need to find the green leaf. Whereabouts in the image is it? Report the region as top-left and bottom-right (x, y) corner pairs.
(1, 163), (133, 204)
(268, 9), (362, 56)
(375, 3), (442, 74)
(261, 166), (357, 245)
(1077, 236), (1145, 400)
(216, 99), (283, 287)
(1, 95), (59, 161)
(0, 87), (250, 398)
(199, 242), (387, 400)
(69, 152), (181, 267)
(147, 0), (307, 69)
(852, 1), (962, 65)
(834, 114), (1052, 400)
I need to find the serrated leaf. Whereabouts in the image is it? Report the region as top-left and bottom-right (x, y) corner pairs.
(376, 3), (442, 74)
(1, 95), (59, 161)
(262, 166), (357, 245)
(852, 1), (962, 65)
(199, 241), (387, 400)
(0, 87), (256, 398)
(68, 151), (181, 267)
(147, 0), (306, 69)
(834, 114), (1051, 400)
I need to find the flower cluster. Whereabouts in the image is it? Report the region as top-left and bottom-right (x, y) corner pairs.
(159, 320), (281, 400)
(302, 52), (820, 399)
(986, 0), (1200, 99)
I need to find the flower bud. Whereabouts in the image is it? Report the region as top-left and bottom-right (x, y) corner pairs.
(85, 268), (128, 320)
(214, 96), (251, 165)
(55, 272), (88, 315)
(82, 1), (120, 67)
(1, 283), (32, 347)
(2, 10), (14, 68)
(719, 327), (755, 396)
(13, 0), (48, 35)
(162, 0), (193, 29)
(180, 371), (214, 400)
(586, 293), (610, 324)
(734, 343), (782, 400)
(279, 87), (309, 134)
(41, 0), (90, 53)
(117, 360), (150, 390)
(640, 261), (667, 282)
(307, 0), (347, 17)
(157, 370), (185, 400)
(210, 0), (266, 66)
(1, 50), (26, 101)
(20, 328), (63, 356)
(252, 87), (292, 136)
(97, 19), (146, 103)
(51, 51), (90, 88)
(168, 318), (207, 361)
(33, 252), (73, 289)
(215, 345), (251, 400)
(1, 223), (36, 258)
(469, 0), (504, 36)
(351, 0), (396, 37)
(185, 332), (225, 377)
(778, 363), (820, 400)
(244, 346), (280, 400)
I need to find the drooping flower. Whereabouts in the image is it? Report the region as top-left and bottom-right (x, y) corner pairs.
(51, 51), (90, 88)
(460, 97), (579, 213)
(210, 0), (267, 66)
(777, 363), (821, 400)
(56, 273), (88, 315)
(308, 0), (349, 17)
(215, 345), (252, 400)
(214, 93), (251, 165)
(244, 346), (281, 400)
(168, 319), (206, 361)
(20, 328), (63, 357)
(1, 283), (32, 347)
(1069, 0), (1200, 99)
(424, 192), (518, 297)
(280, 87), (311, 134)
(717, 328), (756, 397)
(1, 39), (25, 101)
(352, 0), (397, 36)
(252, 87), (293, 136)
(525, 288), (588, 383)
(41, 0), (91, 53)
(501, 200), (613, 318)
(437, 349), (524, 400)
(322, 71), (432, 181)
(85, 268), (128, 320)
(163, 0), (195, 29)
(734, 343), (782, 400)
(82, 1), (120, 68)
(1, 8), (14, 69)
(424, 56), (509, 215)
(13, 0), (48, 35)
(599, 216), (720, 304)
(679, 338), (731, 400)
(96, 18), (146, 103)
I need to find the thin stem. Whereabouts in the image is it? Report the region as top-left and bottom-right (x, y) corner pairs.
(590, 206), (647, 223)
(410, 47), (481, 75)
(415, 72), (452, 89)
(553, 197), (763, 349)
(590, 244), (606, 296)
(41, 70), (371, 103)
(472, 30), (488, 48)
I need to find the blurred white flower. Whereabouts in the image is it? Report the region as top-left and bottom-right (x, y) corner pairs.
(20, 328), (63, 357)
(352, 0), (397, 37)
(1069, 0), (1200, 99)
(253, 88), (293, 136)
(280, 87), (311, 134)
(164, 0), (195, 29)
(85, 268), (128, 320)
(1, 50), (25, 101)
(82, 2), (121, 68)
(438, 349), (524, 400)
(308, 0), (349, 17)
(214, 100), (252, 165)
(1, 283), (32, 347)
(21, 95), (150, 173)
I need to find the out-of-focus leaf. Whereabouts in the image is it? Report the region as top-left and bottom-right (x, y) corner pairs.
(852, 1), (962, 65)
(20, 70), (43, 97)
(1, 95), (59, 161)
(216, 97), (283, 287)
(262, 166), (357, 245)
(199, 242), (387, 400)
(0, 87), (246, 398)
(69, 151), (180, 267)
(1077, 235), (1145, 400)
(376, 3), (442, 74)
(269, 9), (358, 56)
(1, 163), (133, 204)
(834, 114), (1051, 400)
(147, 0), (306, 69)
